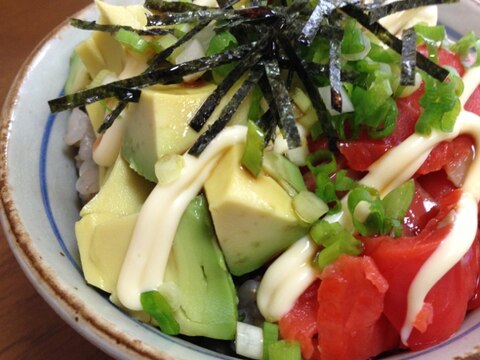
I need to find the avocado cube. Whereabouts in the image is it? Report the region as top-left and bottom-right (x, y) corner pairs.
(204, 145), (307, 276)
(122, 83), (250, 182)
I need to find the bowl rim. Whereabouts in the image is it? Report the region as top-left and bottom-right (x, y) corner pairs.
(0, 6), (176, 359)
(1, 1), (480, 360)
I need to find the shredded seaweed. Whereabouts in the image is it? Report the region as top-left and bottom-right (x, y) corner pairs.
(145, 0), (210, 12)
(264, 57), (301, 149)
(188, 67), (264, 155)
(49, 44), (254, 112)
(366, 0), (458, 24)
(298, 0), (346, 46)
(329, 28), (343, 112)
(277, 33), (337, 148)
(97, 100), (128, 133)
(148, 20), (210, 69)
(188, 37), (269, 131)
(147, 6), (279, 27)
(341, 4), (450, 82)
(401, 28), (417, 86)
(52, 0), (467, 155)
(49, 85), (140, 113)
(70, 18), (172, 35)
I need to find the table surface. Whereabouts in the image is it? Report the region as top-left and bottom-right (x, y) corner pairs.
(0, 0), (113, 359)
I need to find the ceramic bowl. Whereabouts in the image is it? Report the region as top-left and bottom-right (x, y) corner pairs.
(1, 1), (480, 359)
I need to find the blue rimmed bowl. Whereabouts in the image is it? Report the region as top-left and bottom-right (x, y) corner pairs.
(1, 1), (479, 359)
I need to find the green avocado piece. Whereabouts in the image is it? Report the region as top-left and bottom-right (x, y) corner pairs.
(78, 213), (139, 293)
(121, 82), (250, 182)
(204, 144), (308, 276)
(64, 50), (91, 95)
(77, 194), (237, 339)
(164, 195), (237, 340)
(80, 154), (154, 217)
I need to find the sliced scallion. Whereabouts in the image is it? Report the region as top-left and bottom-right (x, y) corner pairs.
(114, 28), (150, 53)
(293, 190), (329, 224)
(241, 120), (266, 177)
(262, 322), (279, 360)
(262, 151), (306, 196)
(140, 290), (180, 335)
(267, 340), (302, 360)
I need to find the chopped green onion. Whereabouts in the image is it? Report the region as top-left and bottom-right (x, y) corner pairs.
(140, 290), (180, 335)
(315, 236), (363, 270)
(236, 322), (263, 360)
(450, 31), (480, 67)
(306, 149), (336, 176)
(347, 181), (415, 237)
(347, 185), (385, 236)
(310, 220), (363, 270)
(263, 151), (307, 196)
(241, 120), (266, 176)
(262, 322), (279, 360)
(114, 28), (150, 53)
(414, 24), (446, 63)
(267, 340), (302, 360)
(291, 87), (311, 113)
(350, 73), (398, 139)
(416, 68), (463, 135)
(341, 18), (370, 61)
(311, 220), (344, 247)
(248, 85), (265, 123)
(293, 190), (329, 224)
(306, 150), (359, 214)
(149, 33), (178, 54)
(207, 30), (239, 79)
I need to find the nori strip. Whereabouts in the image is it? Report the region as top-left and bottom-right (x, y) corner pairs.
(264, 58), (301, 149)
(256, 109), (277, 144)
(70, 18), (171, 35)
(277, 33), (337, 149)
(147, 6), (278, 26)
(257, 73), (282, 131)
(189, 34), (271, 131)
(341, 4), (450, 82)
(329, 29), (343, 112)
(144, 0), (209, 12)
(49, 44), (253, 112)
(49, 85), (140, 113)
(366, 0), (458, 24)
(218, 0), (241, 9)
(97, 100), (128, 133)
(286, 0), (310, 15)
(188, 67), (264, 156)
(401, 28), (417, 86)
(148, 20), (210, 69)
(297, 0), (339, 46)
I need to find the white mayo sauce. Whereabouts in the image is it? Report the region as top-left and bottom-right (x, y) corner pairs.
(116, 125), (247, 310)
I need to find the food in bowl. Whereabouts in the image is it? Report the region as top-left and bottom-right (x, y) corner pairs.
(48, 0), (480, 359)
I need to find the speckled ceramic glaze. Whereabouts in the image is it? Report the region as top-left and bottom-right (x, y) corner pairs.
(1, 1), (480, 359)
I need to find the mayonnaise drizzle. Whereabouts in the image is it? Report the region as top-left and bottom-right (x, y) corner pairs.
(116, 125), (247, 310)
(257, 236), (317, 321)
(400, 72), (480, 342)
(401, 192), (478, 342)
